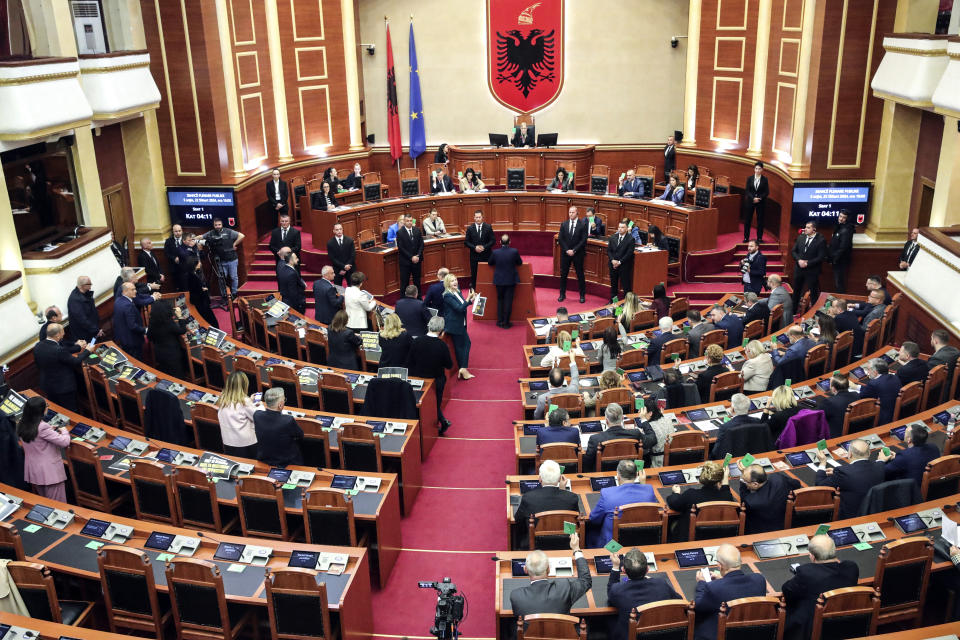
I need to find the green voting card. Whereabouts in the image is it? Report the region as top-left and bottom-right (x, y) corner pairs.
(612, 296), (619, 305)
(616, 368), (625, 375)
(549, 404), (559, 415)
(724, 453), (733, 466)
(562, 341), (572, 351)
(635, 396), (644, 411)
(741, 453), (756, 467)
(571, 329), (579, 340)
(816, 439), (828, 451)
(282, 483), (297, 490)
(23, 524), (41, 534)
(882, 447), (891, 456)
(563, 521), (577, 535)
(227, 563), (246, 573)
(785, 378), (792, 387)
(604, 540), (623, 553)
(85, 541), (104, 550)
(815, 524), (831, 537)
(742, 338), (749, 348)
(853, 542), (873, 551)
(558, 464), (565, 473)
(157, 553), (175, 562)
(634, 459), (644, 471)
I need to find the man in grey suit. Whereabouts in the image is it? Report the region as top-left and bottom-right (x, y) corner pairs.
(509, 533), (592, 620)
(765, 274), (792, 329)
(685, 310), (712, 356)
(859, 288), (886, 330)
(929, 329), (960, 397)
(534, 361), (580, 420)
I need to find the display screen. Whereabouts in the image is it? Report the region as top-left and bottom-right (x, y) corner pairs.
(80, 518), (111, 537)
(367, 420), (387, 433)
(658, 471), (686, 485)
(933, 411), (952, 426)
(753, 541), (790, 559)
(532, 347), (549, 356)
(522, 424), (541, 436)
(890, 425), (908, 441)
(213, 542), (245, 561)
(166, 188), (237, 227)
(156, 448), (179, 463)
(70, 423), (91, 437)
(826, 527), (859, 547)
(627, 371), (647, 382)
(785, 451), (812, 467)
(518, 480), (541, 493)
(25, 504), (54, 523)
(288, 550), (320, 568)
(185, 390), (205, 403)
(894, 514), (927, 533)
(579, 421), (602, 433)
(145, 532), (175, 550)
(330, 475), (357, 490)
(675, 548), (708, 567)
(596, 308), (612, 317)
(110, 436), (132, 450)
(790, 182), (871, 226)
(267, 468), (292, 483)
(817, 379), (832, 392)
(529, 381), (548, 392)
(686, 409), (710, 422)
(777, 333), (791, 345)
(593, 556), (614, 574)
(511, 559), (527, 576)
(851, 367), (866, 379)
(590, 477), (617, 491)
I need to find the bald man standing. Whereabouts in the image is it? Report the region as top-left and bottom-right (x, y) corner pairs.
(33, 323), (89, 411)
(781, 535), (858, 640)
(694, 545), (767, 640)
(313, 265), (343, 325)
(113, 282), (147, 359)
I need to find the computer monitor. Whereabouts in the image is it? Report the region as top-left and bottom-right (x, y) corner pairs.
(488, 133), (509, 148)
(537, 132), (558, 148)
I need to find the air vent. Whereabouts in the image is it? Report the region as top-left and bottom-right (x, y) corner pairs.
(71, 1), (100, 18)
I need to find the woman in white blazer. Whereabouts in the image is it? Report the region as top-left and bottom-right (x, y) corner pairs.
(741, 340), (774, 392)
(344, 271), (376, 330)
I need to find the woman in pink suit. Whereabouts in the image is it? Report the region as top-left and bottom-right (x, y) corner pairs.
(18, 396), (70, 502)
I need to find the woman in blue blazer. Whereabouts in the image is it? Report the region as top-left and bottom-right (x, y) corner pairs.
(659, 173), (685, 204)
(442, 273), (476, 379)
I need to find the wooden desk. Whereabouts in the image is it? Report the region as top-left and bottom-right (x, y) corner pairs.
(552, 238), (670, 297)
(0, 485), (373, 640)
(525, 301), (622, 345)
(0, 612), (145, 640)
(475, 263), (538, 324)
(356, 233), (469, 298)
(27, 391), (403, 586)
(83, 342), (423, 515)
(447, 145), (596, 187)
(494, 496), (957, 640)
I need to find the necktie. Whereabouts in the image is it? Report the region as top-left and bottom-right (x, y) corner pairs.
(476, 224), (481, 235)
(338, 237), (342, 247)
(281, 228), (286, 241)
(755, 177), (760, 189)
(570, 221), (574, 234)
(805, 237), (811, 251)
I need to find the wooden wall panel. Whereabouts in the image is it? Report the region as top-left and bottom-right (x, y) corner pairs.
(230, 0), (274, 167)
(696, 0), (757, 152)
(761, 0), (802, 160)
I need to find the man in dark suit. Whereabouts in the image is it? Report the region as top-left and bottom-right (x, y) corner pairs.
(816, 374), (860, 438)
(647, 317), (676, 365)
(686, 310), (713, 356)
(587, 460), (656, 547)
(465, 210), (494, 289)
(277, 252), (306, 314)
(899, 227), (920, 270)
(583, 404), (653, 472)
(114, 266), (160, 306)
(38, 306), (78, 351)
(33, 323), (89, 411)
(879, 423), (940, 487)
(341, 163), (364, 190)
(740, 292), (770, 328)
(739, 463), (801, 534)
(608, 221), (635, 303)
(781, 535), (859, 640)
(67, 275), (102, 342)
(896, 341), (928, 385)
(430, 167), (455, 194)
(859, 357), (901, 425)
(163, 224), (187, 291)
(535, 407), (580, 447)
(771, 325), (815, 367)
(269, 214), (301, 262)
(708, 305), (743, 349)
(740, 240), (767, 294)
(663, 134), (676, 180)
(265, 169), (289, 218)
(825, 297), (860, 335)
(113, 282), (147, 359)
(586, 207), (606, 237)
(396, 214), (425, 294)
(829, 210), (855, 293)
(395, 285), (431, 337)
(254, 387), (304, 467)
(509, 533), (591, 619)
(694, 545), (767, 640)
(791, 221), (827, 309)
(313, 266), (343, 325)
(617, 169), (645, 199)
(408, 316), (454, 433)
(557, 206), (588, 304)
(710, 394), (763, 459)
(136, 238), (163, 286)
(423, 267), (448, 312)
(606, 549), (681, 640)
(326, 223), (355, 287)
(929, 329), (960, 402)
(743, 161), (770, 242)
(512, 121), (536, 147)
(514, 460), (580, 538)
(815, 438), (885, 518)
(488, 234), (522, 329)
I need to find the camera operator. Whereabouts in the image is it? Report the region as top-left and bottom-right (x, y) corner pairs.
(200, 217), (245, 298)
(509, 533), (592, 623)
(741, 239), (766, 294)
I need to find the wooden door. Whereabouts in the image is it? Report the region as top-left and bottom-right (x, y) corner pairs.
(102, 185), (129, 247)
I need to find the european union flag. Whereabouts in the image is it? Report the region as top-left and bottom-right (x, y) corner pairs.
(408, 22), (426, 160)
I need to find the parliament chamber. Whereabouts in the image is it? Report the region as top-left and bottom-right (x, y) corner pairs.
(2, 0), (960, 639)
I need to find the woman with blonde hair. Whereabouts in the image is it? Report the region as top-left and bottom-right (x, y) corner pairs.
(762, 384), (801, 441)
(584, 368), (622, 413)
(217, 371), (259, 458)
(378, 312), (413, 368)
(741, 340), (773, 392)
(696, 343), (731, 402)
(618, 291), (643, 336)
(540, 330), (585, 368)
(666, 460), (733, 541)
(442, 273), (476, 379)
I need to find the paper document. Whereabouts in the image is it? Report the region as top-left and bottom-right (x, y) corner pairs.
(942, 515), (959, 547)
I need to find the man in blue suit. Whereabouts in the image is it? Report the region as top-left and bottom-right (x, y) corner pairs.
(858, 357), (901, 425)
(113, 282), (147, 359)
(536, 407), (580, 447)
(607, 549), (681, 640)
(646, 316), (676, 365)
(708, 305), (743, 349)
(617, 169), (645, 198)
(879, 423), (940, 486)
(423, 268), (448, 312)
(694, 545), (767, 640)
(895, 341), (928, 385)
(313, 266), (343, 325)
(487, 234), (522, 329)
(771, 325), (816, 366)
(587, 460), (656, 548)
(395, 285), (432, 337)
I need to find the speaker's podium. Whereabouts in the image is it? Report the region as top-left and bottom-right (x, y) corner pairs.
(474, 263), (537, 324)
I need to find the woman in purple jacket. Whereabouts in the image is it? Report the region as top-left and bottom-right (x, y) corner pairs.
(18, 396), (70, 501)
